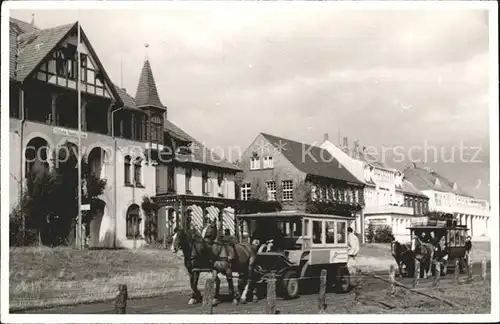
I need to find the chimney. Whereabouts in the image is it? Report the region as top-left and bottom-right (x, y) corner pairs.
(353, 140), (360, 158)
(342, 136), (349, 154)
(324, 133), (329, 142)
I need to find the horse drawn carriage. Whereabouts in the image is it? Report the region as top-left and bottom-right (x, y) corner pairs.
(235, 211), (352, 299)
(392, 215), (472, 278)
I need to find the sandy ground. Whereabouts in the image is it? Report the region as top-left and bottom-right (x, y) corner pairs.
(8, 241), (491, 310)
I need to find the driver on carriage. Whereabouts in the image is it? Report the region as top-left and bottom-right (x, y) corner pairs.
(201, 216), (236, 262)
(251, 220), (285, 253)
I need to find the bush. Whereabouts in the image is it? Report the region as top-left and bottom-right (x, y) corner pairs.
(374, 225), (394, 243)
(366, 222), (376, 243)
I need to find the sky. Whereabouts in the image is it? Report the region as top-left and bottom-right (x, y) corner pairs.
(10, 6), (491, 200)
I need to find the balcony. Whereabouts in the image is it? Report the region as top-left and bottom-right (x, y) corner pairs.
(364, 204), (414, 216)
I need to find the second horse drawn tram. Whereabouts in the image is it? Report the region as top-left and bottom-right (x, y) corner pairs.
(395, 214), (472, 278)
(235, 211), (353, 299)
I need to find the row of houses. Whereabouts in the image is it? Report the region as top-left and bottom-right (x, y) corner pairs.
(7, 17), (490, 248)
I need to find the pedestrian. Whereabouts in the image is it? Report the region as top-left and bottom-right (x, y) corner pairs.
(347, 227), (360, 275)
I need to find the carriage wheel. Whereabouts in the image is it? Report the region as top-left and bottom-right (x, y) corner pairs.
(335, 265), (350, 293)
(280, 270), (299, 300)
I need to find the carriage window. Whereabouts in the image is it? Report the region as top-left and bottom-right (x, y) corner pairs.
(312, 220), (323, 244)
(293, 221), (302, 236)
(304, 219), (310, 237)
(336, 221), (347, 244)
(459, 231), (465, 246)
(449, 230), (455, 246)
(325, 221), (335, 244)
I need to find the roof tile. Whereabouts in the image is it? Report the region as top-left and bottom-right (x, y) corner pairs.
(403, 166), (472, 197)
(134, 59), (164, 109)
(14, 22), (75, 81)
(261, 133), (364, 185)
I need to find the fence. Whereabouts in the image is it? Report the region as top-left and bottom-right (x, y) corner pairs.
(112, 257), (489, 314)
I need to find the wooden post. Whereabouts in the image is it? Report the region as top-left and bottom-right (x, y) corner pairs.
(115, 284), (127, 314)
(318, 269), (327, 313)
(266, 273), (277, 314)
(202, 278), (215, 314)
(388, 265), (396, 295)
(413, 259), (420, 288)
(163, 231), (167, 249)
(433, 261), (441, 288)
(453, 259), (460, 285)
(354, 269), (362, 302)
(467, 253), (473, 283)
(481, 257), (487, 281)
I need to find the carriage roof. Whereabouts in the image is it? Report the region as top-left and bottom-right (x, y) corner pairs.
(408, 225), (468, 231)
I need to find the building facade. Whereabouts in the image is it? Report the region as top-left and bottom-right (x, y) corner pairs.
(403, 164), (490, 241)
(321, 135), (429, 243)
(8, 17), (241, 248)
(237, 132), (365, 238)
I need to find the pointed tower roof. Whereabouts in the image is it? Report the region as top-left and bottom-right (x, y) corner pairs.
(135, 58), (165, 110)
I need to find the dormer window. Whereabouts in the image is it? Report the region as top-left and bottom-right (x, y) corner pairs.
(250, 156), (261, 170)
(263, 156), (274, 169)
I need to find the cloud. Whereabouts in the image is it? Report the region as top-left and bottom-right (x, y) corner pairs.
(10, 7), (491, 199)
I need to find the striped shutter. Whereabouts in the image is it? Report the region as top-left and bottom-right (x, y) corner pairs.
(222, 208), (235, 235)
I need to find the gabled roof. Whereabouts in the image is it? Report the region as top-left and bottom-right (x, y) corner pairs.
(164, 120), (241, 172)
(15, 22), (75, 81)
(261, 133), (364, 185)
(398, 179), (429, 199)
(9, 18), (74, 81)
(403, 165), (472, 197)
(114, 84), (139, 110)
(135, 59), (165, 110)
(10, 17), (39, 34)
(10, 18), (122, 105)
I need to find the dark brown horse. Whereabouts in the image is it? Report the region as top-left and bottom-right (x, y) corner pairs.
(410, 235), (434, 278)
(171, 226), (258, 305)
(391, 240), (413, 277)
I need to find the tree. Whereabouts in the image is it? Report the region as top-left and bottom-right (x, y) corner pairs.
(141, 196), (159, 243)
(374, 225), (394, 243)
(366, 222), (375, 243)
(16, 142), (107, 247)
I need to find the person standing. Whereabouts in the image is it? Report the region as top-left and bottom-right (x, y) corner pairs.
(347, 227), (360, 275)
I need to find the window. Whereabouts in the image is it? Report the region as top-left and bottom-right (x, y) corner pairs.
(126, 204), (141, 238)
(133, 158), (142, 186)
(311, 185), (318, 201)
(241, 183), (251, 200)
(124, 156), (131, 185)
(217, 173), (225, 197)
(202, 170), (209, 194)
(304, 219), (310, 237)
(312, 220), (323, 244)
(263, 156), (274, 169)
(325, 221), (335, 244)
(167, 166), (175, 192)
(282, 180), (293, 201)
(339, 188), (345, 201)
(150, 115), (163, 144)
(250, 157), (261, 170)
(336, 221), (347, 244)
(353, 190), (358, 204)
(185, 168), (192, 193)
(266, 181), (276, 201)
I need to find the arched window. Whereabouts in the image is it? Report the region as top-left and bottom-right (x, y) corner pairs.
(124, 155), (131, 185)
(126, 204), (141, 238)
(134, 157), (142, 186)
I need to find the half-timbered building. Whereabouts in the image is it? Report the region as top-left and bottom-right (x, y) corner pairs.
(8, 17), (241, 248)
